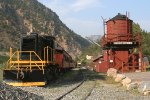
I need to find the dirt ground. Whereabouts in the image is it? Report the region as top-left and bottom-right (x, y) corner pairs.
(125, 72), (150, 82)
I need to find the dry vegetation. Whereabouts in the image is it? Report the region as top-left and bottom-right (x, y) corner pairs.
(0, 69), (3, 81)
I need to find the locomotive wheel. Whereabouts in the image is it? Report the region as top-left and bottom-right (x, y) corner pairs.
(51, 65), (58, 79)
(44, 68), (53, 84)
(55, 65), (60, 78)
(43, 65), (60, 85)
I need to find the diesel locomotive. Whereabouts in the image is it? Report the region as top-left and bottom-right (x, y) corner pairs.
(3, 33), (76, 86)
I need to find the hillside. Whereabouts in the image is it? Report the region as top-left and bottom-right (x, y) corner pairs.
(86, 35), (101, 43)
(0, 0), (91, 58)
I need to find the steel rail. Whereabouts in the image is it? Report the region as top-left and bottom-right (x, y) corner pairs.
(56, 68), (97, 100)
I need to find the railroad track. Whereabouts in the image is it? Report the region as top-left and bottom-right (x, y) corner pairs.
(56, 78), (85, 100)
(84, 81), (96, 100)
(14, 67), (98, 100)
(56, 67), (97, 100)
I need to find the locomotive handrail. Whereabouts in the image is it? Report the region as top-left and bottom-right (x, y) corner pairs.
(101, 33), (142, 47)
(44, 46), (55, 64)
(5, 46), (56, 74)
(5, 47), (55, 74)
(103, 33), (141, 42)
(105, 34), (134, 42)
(121, 61), (143, 73)
(5, 48), (17, 69)
(10, 51), (45, 73)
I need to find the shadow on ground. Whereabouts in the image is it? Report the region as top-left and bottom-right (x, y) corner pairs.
(46, 67), (107, 88)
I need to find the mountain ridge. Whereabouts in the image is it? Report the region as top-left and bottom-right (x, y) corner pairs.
(0, 0), (91, 58)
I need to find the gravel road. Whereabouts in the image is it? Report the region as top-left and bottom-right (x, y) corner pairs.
(87, 76), (150, 100)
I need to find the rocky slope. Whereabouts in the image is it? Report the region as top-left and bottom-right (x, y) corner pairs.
(86, 35), (101, 43)
(0, 0), (91, 58)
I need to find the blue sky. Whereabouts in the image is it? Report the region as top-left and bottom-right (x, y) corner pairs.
(38, 0), (150, 37)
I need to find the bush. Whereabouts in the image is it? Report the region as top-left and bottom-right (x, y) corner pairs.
(0, 55), (9, 64)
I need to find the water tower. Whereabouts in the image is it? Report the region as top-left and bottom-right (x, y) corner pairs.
(97, 13), (143, 73)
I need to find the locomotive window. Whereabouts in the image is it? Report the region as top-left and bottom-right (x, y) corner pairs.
(22, 38), (36, 51)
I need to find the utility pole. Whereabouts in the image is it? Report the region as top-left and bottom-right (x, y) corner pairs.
(101, 16), (106, 38)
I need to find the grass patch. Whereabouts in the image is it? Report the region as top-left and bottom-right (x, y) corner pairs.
(146, 65), (150, 71)
(129, 88), (140, 95)
(0, 69), (3, 81)
(47, 68), (81, 88)
(60, 69), (79, 81)
(0, 55), (9, 82)
(105, 76), (118, 84)
(0, 55), (9, 64)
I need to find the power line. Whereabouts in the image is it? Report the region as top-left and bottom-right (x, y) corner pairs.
(85, 37), (101, 47)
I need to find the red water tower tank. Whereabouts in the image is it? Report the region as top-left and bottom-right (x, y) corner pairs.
(106, 13), (132, 41)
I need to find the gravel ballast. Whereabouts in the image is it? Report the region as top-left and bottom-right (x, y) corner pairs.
(87, 80), (150, 100)
(0, 82), (43, 100)
(1, 68), (150, 100)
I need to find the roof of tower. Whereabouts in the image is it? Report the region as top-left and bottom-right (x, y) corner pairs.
(107, 13), (132, 22)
